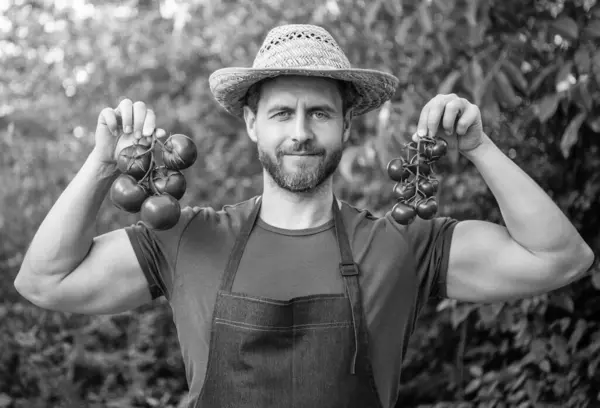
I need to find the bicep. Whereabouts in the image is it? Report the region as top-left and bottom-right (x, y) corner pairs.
(446, 220), (558, 303)
(46, 229), (155, 315)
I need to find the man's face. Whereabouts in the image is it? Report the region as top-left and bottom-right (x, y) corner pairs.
(244, 76), (350, 193)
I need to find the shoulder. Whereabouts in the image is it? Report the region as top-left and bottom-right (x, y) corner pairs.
(339, 199), (459, 248)
(179, 195), (260, 241)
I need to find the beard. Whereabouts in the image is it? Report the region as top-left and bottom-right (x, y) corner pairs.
(257, 139), (343, 193)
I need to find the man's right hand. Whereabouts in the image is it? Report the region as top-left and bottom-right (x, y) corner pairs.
(91, 98), (166, 171)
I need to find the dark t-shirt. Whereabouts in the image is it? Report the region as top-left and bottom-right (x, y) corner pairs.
(125, 196), (459, 408)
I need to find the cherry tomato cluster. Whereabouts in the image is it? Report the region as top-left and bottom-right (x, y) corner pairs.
(386, 135), (448, 225)
(109, 133), (198, 230)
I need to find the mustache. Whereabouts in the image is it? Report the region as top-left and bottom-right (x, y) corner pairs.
(278, 142), (325, 156)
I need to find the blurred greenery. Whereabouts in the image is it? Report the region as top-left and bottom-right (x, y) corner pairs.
(1, 0), (600, 407)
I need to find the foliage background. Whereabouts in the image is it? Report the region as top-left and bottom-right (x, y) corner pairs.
(1, 0), (600, 407)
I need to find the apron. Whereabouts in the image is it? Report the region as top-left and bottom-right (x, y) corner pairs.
(193, 195), (383, 408)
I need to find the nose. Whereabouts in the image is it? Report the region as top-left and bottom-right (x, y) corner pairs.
(292, 114), (313, 143)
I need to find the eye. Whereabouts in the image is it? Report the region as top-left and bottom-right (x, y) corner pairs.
(313, 111), (329, 119)
(273, 111), (291, 119)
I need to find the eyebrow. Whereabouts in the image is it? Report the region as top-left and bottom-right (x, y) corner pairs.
(266, 103), (338, 115)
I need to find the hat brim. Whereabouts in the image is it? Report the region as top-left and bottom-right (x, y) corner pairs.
(209, 67), (399, 119)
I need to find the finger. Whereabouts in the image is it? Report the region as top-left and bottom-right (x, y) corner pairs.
(441, 99), (463, 135)
(116, 99), (134, 134)
(416, 103), (431, 138)
(426, 96), (451, 138)
(154, 128), (167, 139)
(456, 104), (480, 136)
(98, 107), (118, 136)
(142, 108), (156, 137)
(132, 101), (147, 140)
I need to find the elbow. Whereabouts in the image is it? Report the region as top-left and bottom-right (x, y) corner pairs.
(562, 242), (596, 283)
(13, 269), (59, 310)
(579, 243), (596, 275)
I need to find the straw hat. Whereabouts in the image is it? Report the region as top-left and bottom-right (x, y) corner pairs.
(209, 24), (399, 119)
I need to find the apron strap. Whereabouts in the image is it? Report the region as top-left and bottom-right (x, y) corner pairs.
(220, 196), (262, 292)
(331, 197), (363, 376)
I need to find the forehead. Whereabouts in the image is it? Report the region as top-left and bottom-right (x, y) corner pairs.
(259, 75), (342, 106)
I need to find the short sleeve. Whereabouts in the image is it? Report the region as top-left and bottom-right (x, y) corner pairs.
(392, 214), (459, 306)
(124, 206), (199, 301)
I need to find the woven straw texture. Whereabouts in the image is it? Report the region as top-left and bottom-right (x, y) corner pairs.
(209, 24), (399, 118)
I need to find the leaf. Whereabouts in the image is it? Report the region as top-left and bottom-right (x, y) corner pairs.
(568, 319), (587, 351)
(417, 0), (433, 34)
(477, 303), (504, 326)
(550, 292), (574, 313)
(534, 93), (561, 123)
(592, 49), (600, 86)
(364, 0), (384, 31)
(572, 79), (594, 111)
(395, 15), (416, 46)
(560, 111), (587, 158)
(555, 61), (574, 92)
(437, 70), (462, 94)
(530, 339), (548, 361)
(501, 60), (528, 94)
(451, 303), (476, 328)
(525, 379), (540, 403)
(588, 357), (600, 377)
(583, 20), (600, 38)
(465, 378), (482, 394)
(469, 365), (483, 377)
(549, 16), (579, 40)
(591, 268), (600, 289)
(529, 63), (558, 95)
(574, 47), (591, 76)
(550, 335), (570, 366)
(469, 59), (486, 105)
(0, 394), (11, 408)
(494, 71), (521, 109)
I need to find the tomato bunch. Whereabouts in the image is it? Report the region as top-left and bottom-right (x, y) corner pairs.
(387, 135), (448, 225)
(109, 133), (198, 230)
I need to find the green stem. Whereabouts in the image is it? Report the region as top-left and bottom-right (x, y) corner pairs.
(138, 154), (155, 185)
(134, 138), (156, 158)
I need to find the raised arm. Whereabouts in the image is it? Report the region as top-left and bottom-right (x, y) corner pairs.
(416, 94), (594, 303)
(14, 99), (165, 315)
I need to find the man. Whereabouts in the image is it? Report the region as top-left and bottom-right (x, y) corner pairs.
(14, 24), (594, 408)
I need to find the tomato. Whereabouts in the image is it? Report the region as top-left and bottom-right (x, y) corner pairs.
(417, 179), (435, 197)
(391, 202), (416, 225)
(117, 145), (152, 180)
(140, 194), (181, 230)
(409, 155), (432, 176)
(109, 174), (149, 213)
(393, 182), (416, 201)
(416, 199), (438, 220)
(162, 134), (198, 170)
(429, 138), (448, 159)
(150, 167), (187, 200)
(386, 158), (411, 181)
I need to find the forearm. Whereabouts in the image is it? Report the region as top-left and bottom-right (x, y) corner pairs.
(16, 152), (118, 282)
(463, 134), (591, 259)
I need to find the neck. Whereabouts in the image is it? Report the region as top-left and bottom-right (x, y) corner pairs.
(259, 174), (338, 230)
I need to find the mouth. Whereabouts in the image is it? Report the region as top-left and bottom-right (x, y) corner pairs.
(286, 152), (321, 156)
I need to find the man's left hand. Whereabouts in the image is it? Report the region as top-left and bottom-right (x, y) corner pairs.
(413, 94), (486, 154)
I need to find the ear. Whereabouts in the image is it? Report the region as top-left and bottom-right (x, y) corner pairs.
(243, 106), (258, 143)
(342, 109), (353, 143)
